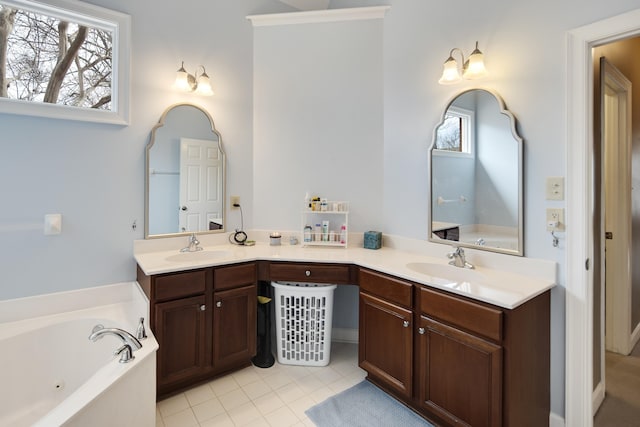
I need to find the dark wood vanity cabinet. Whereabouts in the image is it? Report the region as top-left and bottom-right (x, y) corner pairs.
(359, 291), (413, 398)
(359, 269), (414, 398)
(212, 263), (257, 370)
(154, 294), (208, 390)
(267, 261), (357, 284)
(358, 267), (550, 427)
(137, 262), (257, 398)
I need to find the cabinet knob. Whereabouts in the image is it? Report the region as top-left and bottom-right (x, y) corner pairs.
(305, 270), (311, 277)
(418, 327), (425, 335)
(199, 304), (206, 311)
(403, 320), (410, 328)
(216, 301), (222, 308)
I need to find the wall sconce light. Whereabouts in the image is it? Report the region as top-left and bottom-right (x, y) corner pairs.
(438, 41), (487, 85)
(174, 61), (214, 96)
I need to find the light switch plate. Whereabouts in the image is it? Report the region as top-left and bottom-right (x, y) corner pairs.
(546, 176), (565, 200)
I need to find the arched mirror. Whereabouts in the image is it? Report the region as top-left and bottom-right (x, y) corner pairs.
(145, 103), (225, 238)
(429, 89), (523, 256)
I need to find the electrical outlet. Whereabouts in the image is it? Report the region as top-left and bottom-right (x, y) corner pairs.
(546, 208), (565, 231)
(230, 196), (240, 209)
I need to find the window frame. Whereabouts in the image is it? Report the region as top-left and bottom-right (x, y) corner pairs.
(433, 106), (475, 159)
(0, 0), (130, 125)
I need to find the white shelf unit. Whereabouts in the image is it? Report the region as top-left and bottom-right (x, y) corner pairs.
(301, 201), (349, 247)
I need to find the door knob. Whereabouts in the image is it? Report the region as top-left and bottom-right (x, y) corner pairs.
(199, 304), (206, 311)
(216, 301), (222, 308)
(418, 327), (425, 335)
(403, 320), (410, 328)
(181, 206), (188, 211)
(305, 270), (311, 277)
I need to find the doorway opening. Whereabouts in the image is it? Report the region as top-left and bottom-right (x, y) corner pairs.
(566, 8), (640, 427)
(592, 46), (640, 425)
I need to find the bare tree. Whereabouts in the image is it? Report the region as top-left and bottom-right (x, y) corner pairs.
(43, 21), (87, 103)
(2, 5), (112, 109)
(0, 6), (18, 97)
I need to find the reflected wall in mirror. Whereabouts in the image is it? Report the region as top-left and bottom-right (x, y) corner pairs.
(145, 103), (225, 238)
(429, 89), (523, 256)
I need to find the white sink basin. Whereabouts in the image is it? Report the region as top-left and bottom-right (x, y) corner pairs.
(406, 262), (485, 283)
(165, 250), (230, 263)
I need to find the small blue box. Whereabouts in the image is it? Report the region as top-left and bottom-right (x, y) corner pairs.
(364, 231), (382, 250)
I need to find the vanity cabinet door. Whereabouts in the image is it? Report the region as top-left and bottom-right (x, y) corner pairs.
(212, 284), (257, 370)
(359, 291), (413, 398)
(155, 295), (208, 393)
(417, 315), (502, 427)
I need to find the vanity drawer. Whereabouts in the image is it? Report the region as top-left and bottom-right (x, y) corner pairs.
(269, 262), (353, 284)
(154, 269), (207, 301)
(359, 268), (413, 309)
(214, 262), (257, 291)
(418, 286), (503, 342)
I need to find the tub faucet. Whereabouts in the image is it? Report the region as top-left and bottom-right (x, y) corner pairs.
(180, 233), (203, 253)
(447, 246), (475, 269)
(89, 325), (142, 363)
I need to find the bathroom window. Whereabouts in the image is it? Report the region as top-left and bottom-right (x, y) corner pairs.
(0, 0), (130, 124)
(434, 106), (475, 156)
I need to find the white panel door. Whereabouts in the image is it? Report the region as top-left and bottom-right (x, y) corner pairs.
(179, 138), (222, 232)
(602, 58), (633, 357)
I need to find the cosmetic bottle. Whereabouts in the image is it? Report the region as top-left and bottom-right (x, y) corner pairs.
(304, 225), (312, 242)
(322, 220), (329, 242)
(340, 224), (347, 244)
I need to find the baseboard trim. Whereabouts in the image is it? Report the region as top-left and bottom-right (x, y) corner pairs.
(332, 327), (358, 344)
(549, 411), (565, 427)
(592, 380), (605, 416)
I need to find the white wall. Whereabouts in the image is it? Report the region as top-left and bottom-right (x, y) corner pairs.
(2, 0), (640, 420)
(252, 17), (384, 232)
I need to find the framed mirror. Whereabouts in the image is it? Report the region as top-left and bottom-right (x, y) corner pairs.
(145, 103), (225, 238)
(0, 0), (130, 124)
(429, 89), (523, 256)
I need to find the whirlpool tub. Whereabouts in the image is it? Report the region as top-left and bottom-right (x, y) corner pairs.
(0, 282), (158, 427)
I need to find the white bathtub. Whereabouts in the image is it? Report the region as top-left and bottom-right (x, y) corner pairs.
(0, 282), (158, 427)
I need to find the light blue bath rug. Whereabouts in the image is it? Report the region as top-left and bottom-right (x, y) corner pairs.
(305, 381), (434, 427)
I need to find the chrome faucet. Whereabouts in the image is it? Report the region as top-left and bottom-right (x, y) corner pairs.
(88, 325), (143, 363)
(180, 233), (203, 253)
(136, 317), (147, 340)
(447, 246), (475, 269)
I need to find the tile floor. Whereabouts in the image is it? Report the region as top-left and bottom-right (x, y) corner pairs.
(156, 342), (365, 427)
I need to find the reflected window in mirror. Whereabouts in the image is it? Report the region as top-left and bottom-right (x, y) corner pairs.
(429, 89), (523, 256)
(145, 103), (225, 239)
(435, 106), (474, 155)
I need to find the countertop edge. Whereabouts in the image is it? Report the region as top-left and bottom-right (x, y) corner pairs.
(135, 243), (556, 310)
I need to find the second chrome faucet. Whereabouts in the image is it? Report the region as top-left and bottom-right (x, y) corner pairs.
(447, 246), (474, 269)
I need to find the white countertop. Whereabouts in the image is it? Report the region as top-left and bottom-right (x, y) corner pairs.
(134, 232), (556, 310)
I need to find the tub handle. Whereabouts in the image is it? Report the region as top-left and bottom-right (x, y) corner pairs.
(137, 317), (147, 340)
(114, 344), (135, 363)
